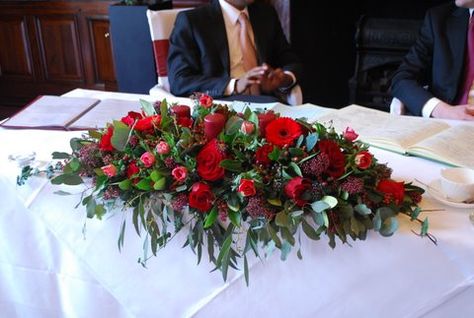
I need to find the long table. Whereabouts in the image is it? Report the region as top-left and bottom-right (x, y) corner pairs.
(1, 91), (473, 318)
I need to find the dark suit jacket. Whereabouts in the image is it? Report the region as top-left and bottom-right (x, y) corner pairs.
(167, 0), (302, 98)
(391, 3), (470, 116)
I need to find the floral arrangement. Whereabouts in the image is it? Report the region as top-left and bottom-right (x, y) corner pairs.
(37, 94), (429, 284)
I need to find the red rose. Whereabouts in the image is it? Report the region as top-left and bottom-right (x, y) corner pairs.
(121, 111), (142, 127)
(189, 182), (214, 212)
(256, 144), (274, 165)
(343, 127), (359, 142)
(238, 179), (256, 197)
(134, 115), (161, 131)
(140, 152), (155, 168)
(318, 139), (346, 178)
(171, 166), (188, 182)
(258, 111), (277, 136)
(101, 164), (117, 178)
(377, 179), (405, 205)
(284, 177), (312, 207)
(265, 117), (302, 147)
(99, 126), (114, 151)
(354, 151), (372, 170)
(196, 139), (226, 181)
(126, 161), (139, 178)
(199, 94), (213, 108)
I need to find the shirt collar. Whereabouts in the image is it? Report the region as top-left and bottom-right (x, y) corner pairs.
(470, 8), (474, 17)
(219, 0), (249, 24)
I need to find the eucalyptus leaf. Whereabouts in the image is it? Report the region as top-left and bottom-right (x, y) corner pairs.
(111, 120), (130, 151)
(289, 162), (302, 177)
(321, 196), (338, 209)
(140, 99), (156, 116)
(302, 218), (320, 240)
(275, 211), (290, 227)
(354, 204), (372, 216)
(379, 217), (399, 237)
(267, 198), (282, 206)
(51, 173), (83, 185)
(306, 133), (319, 151)
(421, 217), (429, 236)
(51, 151), (70, 159)
(280, 240), (292, 261)
(311, 200), (330, 213)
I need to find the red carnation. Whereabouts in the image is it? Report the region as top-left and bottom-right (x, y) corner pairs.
(258, 111), (277, 136)
(377, 179), (405, 205)
(256, 144), (274, 165)
(318, 139), (346, 178)
(284, 177), (312, 207)
(196, 139), (226, 181)
(126, 161), (139, 178)
(99, 126), (114, 151)
(189, 182), (214, 212)
(265, 117), (302, 147)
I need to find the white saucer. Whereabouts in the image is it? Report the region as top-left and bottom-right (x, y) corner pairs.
(427, 179), (474, 209)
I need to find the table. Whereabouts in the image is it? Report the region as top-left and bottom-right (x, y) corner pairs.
(1, 90), (473, 318)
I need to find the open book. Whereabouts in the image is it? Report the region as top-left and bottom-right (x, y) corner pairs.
(316, 105), (474, 169)
(231, 101), (333, 122)
(1, 96), (144, 130)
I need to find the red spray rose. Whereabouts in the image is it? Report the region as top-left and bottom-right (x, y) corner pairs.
(265, 117), (302, 147)
(99, 126), (114, 151)
(354, 151), (373, 170)
(377, 179), (405, 205)
(176, 116), (193, 128)
(196, 139), (226, 181)
(172, 166), (188, 182)
(238, 179), (256, 197)
(343, 127), (359, 142)
(199, 94), (213, 108)
(285, 177), (312, 207)
(318, 139), (346, 178)
(256, 144), (274, 165)
(101, 164), (117, 178)
(189, 182), (214, 212)
(127, 161), (139, 178)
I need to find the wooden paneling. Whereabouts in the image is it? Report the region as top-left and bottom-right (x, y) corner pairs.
(36, 15), (83, 82)
(0, 16), (33, 79)
(88, 17), (115, 84)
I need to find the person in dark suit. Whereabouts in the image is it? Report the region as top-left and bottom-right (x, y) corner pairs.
(391, 0), (474, 120)
(167, 0), (302, 103)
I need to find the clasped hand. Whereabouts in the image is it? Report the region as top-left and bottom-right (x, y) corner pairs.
(235, 63), (292, 94)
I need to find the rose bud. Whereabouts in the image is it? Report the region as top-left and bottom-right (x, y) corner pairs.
(354, 151), (372, 170)
(140, 152), (155, 168)
(343, 127), (359, 142)
(101, 164), (117, 178)
(240, 121), (255, 135)
(156, 141), (170, 155)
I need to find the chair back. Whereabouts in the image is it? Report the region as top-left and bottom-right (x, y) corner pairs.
(146, 8), (189, 92)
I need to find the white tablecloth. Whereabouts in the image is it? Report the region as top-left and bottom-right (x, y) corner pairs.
(1, 92), (473, 318)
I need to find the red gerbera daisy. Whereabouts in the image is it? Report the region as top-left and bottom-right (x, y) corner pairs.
(265, 117), (302, 147)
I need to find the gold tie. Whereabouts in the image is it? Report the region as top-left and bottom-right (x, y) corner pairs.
(238, 12), (259, 95)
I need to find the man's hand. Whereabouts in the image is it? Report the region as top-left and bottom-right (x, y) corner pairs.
(235, 65), (268, 94)
(259, 64), (293, 94)
(431, 101), (474, 120)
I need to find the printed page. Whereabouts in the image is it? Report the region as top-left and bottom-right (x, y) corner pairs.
(316, 105), (450, 153)
(70, 99), (143, 130)
(1, 95), (99, 129)
(407, 124), (474, 169)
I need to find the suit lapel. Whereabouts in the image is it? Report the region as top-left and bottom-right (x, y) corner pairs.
(447, 7), (469, 80)
(210, 0), (230, 73)
(248, 4), (265, 64)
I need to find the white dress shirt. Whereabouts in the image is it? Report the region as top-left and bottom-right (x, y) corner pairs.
(218, 0), (296, 96)
(422, 8), (474, 117)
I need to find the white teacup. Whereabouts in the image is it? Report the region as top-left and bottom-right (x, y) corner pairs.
(440, 167), (474, 203)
